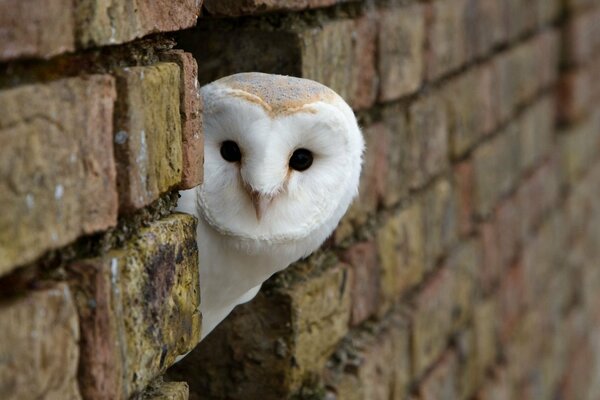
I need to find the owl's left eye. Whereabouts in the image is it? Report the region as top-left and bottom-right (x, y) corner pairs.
(289, 148), (313, 171)
(220, 140), (242, 162)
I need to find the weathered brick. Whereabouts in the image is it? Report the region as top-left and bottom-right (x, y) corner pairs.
(503, 0), (538, 40)
(0, 0), (74, 61)
(563, 9), (599, 66)
(324, 312), (411, 400)
(497, 260), (527, 342)
(558, 68), (593, 124)
(535, 0), (561, 26)
(518, 95), (555, 172)
(559, 113), (600, 185)
(0, 75), (117, 276)
(422, 178), (459, 272)
(425, 0), (468, 81)
(159, 50), (204, 189)
(407, 93), (449, 188)
(377, 3), (425, 101)
(468, 0), (507, 58)
(68, 214), (201, 399)
(342, 241), (380, 326)
(114, 63), (183, 211)
(0, 284), (81, 400)
(351, 14), (378, 110)
(474, 299), (498, 374)
(377, 203), (425, 312)
(418, 351), (459, 400)
(447, 238), (481, 329)
(381, 105), (411, 206)
(412, 268), (454, 377)
(494, 195), (522, 267)
(139, 379), (189, 400)
(472, 125), (519, 217)
(479, 221), (502, 293)
(203, 0), (352, 16)
(169, 261), (351, 399)
(75, 0), (201, 47)
(477, 368), (514, 400)
(454, 161), (475, 236)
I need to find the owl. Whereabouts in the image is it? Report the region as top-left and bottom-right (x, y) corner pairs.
(176, 72), (364, 339)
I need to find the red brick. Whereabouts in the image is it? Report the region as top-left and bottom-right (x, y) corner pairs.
(497, 260), (527, 342)
(0, 0), (74, 61)
(479, 221), (502, 293)
(377, 3), (425, 101)
(203, 0), (351, 16)
(0, 284), (81, 399)
(114, 63), (183, 212)
(76, 0), (201, 47)
(0, 75), (117, 276)
(68, 214), (201, 399)
(351, 14), (378, 110)
(342, 241), (380, 325)
(160, 50), (204, 189)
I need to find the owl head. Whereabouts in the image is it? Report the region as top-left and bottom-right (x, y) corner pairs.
(198, 73), (364, 255)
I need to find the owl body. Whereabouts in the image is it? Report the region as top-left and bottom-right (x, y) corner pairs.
(176, 73), (364, 339)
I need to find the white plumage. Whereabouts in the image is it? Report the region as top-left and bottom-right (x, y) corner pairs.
(176, 72), (364, 339)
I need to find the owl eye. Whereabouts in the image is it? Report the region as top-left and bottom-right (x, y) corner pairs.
(220, 140), (241, 162)
(289, 148), (313, 171)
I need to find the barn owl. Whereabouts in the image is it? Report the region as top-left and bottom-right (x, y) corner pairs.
(176, 73), (364, 339)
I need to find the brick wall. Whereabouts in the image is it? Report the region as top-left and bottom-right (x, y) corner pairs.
(0, 1), (599, 399)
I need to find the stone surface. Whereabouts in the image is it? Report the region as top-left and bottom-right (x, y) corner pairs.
(169, 261), (351, 399)
(75, 0), (202, 47)
(418, 351), (459, 400)
(0, 284), (81, 400)
(159, 50), (204, 189)
(68, 214), (201, 399)
(203, 0), (353, 16)
(114, 63), (183, 211)
(377, 3), (425, 101)
(0, 75), (117, 275)
(0, 0), (74, 61)
(342, 241), (380, 326)
(140, 379), (189, 400)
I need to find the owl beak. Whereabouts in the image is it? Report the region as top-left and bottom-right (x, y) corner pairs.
(249, 190), (273, 221)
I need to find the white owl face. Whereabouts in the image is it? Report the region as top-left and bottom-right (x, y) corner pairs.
(197, 73), (364, 244)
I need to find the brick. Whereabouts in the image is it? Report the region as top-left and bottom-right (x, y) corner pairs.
(563, 10), (598, 66)
(75, 0), (201, 47)
(443, 65), (497, 157)
(342, 241), (380, 325)
(407, 93), (449, 188)
(497, 261), (526, 342)
(518, 96), (555, 172)
(467, 0), (507, 58)
(472, 125), (519, 217)
(447, 239), (481, 329)
(159, 50), (204, 189)
(0, 0), (74, 61)
(558, 68), (593, 124)
(0, 75), (117, 276)
(422, 178), (459, 272)
(381, 105), (411, 206)
(477, 368), (514, 400)
(0, 284), (80, 399)
(455, 329), (479, 400)
(68, 214), (201, 399)
(494, 195), (522, 267)
(418, 351), (459, 400)
(351, 14), (378, 110)
(559, 115), (600, 185)
(535, 0), (561, 26)
(114, 63), (183, 211)
(324, 313), (411, 400)
(203, 0), (352, 16)
(425, 0), (469, 80)
(377, 203), (425, 312)
(479, 221), (502, 292)
(377, 3), (425, 101)
(139, 379), (189, 400)
(473, 299), (498, 374)
(169, 262), (351, 399)
(412, 268), (454, 377)
(454, 161), (475, 236)
(503, 0), (537, 40)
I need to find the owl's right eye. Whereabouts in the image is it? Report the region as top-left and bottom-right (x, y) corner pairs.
(220, 140), (242, 162)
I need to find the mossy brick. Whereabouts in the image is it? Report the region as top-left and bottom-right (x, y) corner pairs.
(411, 268), (454, 377)
(169, 262), (351, 400)
(377, 3), (425, 101)
(203, 0), (355, 16)
(341, 241), (380, 326)
(0, 0), (74, 61)
(0, 75), (117, 276)
(443, 65), (497, 158)
(472, 124), (520, 218)
(377, 203), (425, 313)
(68, 214), (201, 400)
(422, 178), (459, 272)
(139, 379), (189, 400)
(75, 0), (201, 48)
(159, 50), (204, 189)
(418, 351), (459, 400)
(425, 0), (469, 81)
(114, 62), (183, 212)
(323, 313), (411, 400)
(0, 284), (81, 400)
(407, 93), (449, 188)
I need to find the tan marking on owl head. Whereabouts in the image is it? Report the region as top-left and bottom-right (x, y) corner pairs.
(215, 72), (337, 117)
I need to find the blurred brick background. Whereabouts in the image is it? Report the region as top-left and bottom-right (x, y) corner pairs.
(1, 0), (600, 399)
